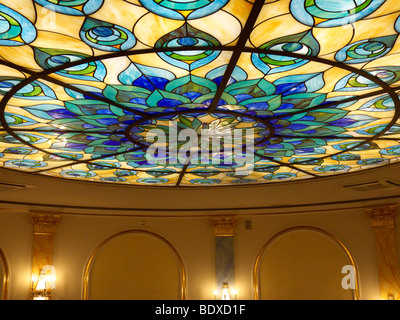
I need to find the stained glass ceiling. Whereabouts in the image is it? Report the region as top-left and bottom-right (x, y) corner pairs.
(0, 0), (400, 187)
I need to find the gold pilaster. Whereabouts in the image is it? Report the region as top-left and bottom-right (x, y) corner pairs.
(209, 216), (238, 236)
(31, 213), (61, 290)
(366, 206), (400, 300)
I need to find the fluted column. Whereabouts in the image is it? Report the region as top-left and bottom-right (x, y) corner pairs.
(366, 206), (400, 300)
(210, 216), (237, 299)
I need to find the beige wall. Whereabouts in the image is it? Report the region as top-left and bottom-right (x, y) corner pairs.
(87, 232), (184, 300)
(0, 204), (396, 300)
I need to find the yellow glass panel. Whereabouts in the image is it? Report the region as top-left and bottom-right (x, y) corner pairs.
(0, 64), (27, 78)
(128, 52), (189, 78)
(352, 14), (399, 42)
(254, 0), (291, 27)
(130, 13), (184, 48)
(250, 14), (310, 49)
(365, 0), (400, 19)
(313, 27), (354, 57)
(0, 0), (36, 21)
(34, 8), (84, 40)
(189, 9), (244, 46)
(31, 31), (93, 55)
(0, 46), (41, 71)
(90, 0), (147, 31)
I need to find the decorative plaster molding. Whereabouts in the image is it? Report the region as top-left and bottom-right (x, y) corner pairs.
(365, 206), (397, 228)
(209, 216), (238, 236)
(31, 213), (61, 235)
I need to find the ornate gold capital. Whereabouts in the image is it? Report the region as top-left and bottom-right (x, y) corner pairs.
(210, 216), (238, 236)
(31, 213), (61, 235)
(365, 206), (397, 228)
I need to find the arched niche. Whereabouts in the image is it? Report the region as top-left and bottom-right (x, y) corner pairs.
(253, 226), (359, 300)
(83, 230), (186, 300)
(0, 247), (9, 300)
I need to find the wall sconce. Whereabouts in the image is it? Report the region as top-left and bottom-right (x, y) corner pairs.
(32, 265), (56, 300)
(214, 282), (237, 300)
(221, 283), (231, 300)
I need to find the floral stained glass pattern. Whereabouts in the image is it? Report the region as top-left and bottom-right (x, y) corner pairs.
(0, 0), (399, 186)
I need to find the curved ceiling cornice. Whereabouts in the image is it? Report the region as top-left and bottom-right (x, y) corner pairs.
(0, 163), (399, 215)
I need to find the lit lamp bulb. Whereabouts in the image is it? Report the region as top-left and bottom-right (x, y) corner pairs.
(35, 272), (47, 291)
(221, 283), (230, 300)
(32, 265), (56, 300)
(232, 288), (238, 300)
(213, 290), (218, 300)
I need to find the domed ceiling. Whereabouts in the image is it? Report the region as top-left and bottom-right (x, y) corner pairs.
(0, 0), (400, 187)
